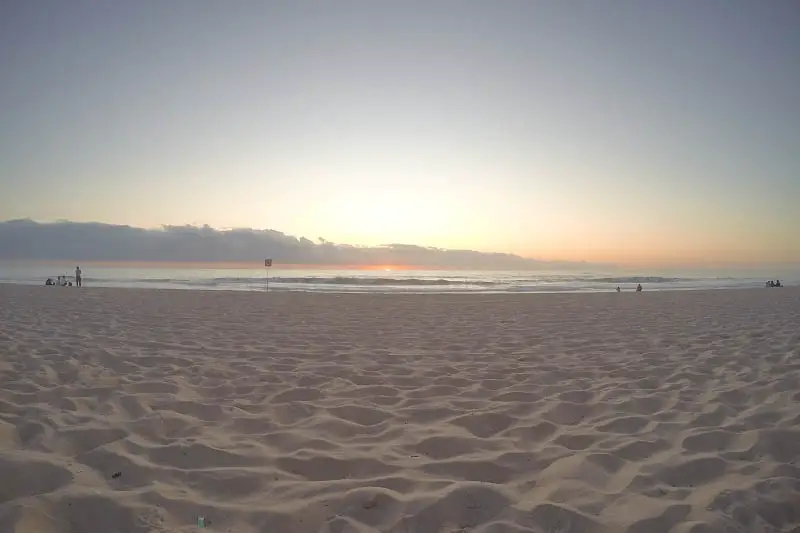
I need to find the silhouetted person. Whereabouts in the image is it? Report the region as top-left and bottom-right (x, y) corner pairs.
(775, 280), (782, 287)
(75, 266), (82, 287)
(636, 283), (643, 292)
(45, 278), (53, 286)
(616, 286), (621, 292)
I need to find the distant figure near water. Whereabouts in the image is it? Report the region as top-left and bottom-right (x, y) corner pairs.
(75, 266), (82, 287)
(766, 280), (783, 288)
(616, 286), (621, 292)
(636, 283), (643, 292)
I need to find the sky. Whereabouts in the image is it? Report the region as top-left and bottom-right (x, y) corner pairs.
(1, 1), (798, 268)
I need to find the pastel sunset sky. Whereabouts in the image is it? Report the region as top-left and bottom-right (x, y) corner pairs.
(1, 1), (798, 267)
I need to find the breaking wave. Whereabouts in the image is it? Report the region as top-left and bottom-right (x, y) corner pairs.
(116, 275), (695, 287)
(3, 265), (777, 293)
(584, 276), (692, 284)
(260, 276), (495, 286)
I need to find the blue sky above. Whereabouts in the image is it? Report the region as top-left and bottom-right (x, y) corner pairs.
(1, 1), (798, 266)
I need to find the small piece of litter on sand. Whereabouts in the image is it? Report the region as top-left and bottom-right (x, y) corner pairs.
(362, 497), (378, 509)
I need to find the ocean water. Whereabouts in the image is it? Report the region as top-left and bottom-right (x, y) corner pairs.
(1, 262), (796, 294)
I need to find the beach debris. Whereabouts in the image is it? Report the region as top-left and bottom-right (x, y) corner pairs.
(362, 496), (378, 510)
(111, 471), (122, 479)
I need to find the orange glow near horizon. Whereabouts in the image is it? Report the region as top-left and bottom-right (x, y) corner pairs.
(359, 264), (417, 272)
(515, 246), (799, 269)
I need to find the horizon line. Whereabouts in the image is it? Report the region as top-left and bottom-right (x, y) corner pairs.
(1, 259), (798, 273)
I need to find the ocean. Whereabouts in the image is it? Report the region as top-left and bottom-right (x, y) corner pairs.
(1, 262), (796, 293)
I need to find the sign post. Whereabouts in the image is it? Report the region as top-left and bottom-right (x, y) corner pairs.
(264, 258), (273, 291)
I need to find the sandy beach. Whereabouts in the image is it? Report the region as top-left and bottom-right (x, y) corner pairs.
(0, 284), (798, 533)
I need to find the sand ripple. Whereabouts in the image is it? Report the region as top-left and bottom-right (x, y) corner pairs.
(1, 285), (799, 532)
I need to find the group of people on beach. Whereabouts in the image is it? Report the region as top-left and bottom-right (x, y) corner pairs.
(765, 280), (782, 288)
(616, 284), (644, 292)
(45, 266), (82, 287)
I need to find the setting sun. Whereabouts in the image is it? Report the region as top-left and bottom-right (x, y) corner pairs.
(360, 264), (410, 272)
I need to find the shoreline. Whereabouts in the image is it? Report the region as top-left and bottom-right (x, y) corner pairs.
(2, 281), (791, 297)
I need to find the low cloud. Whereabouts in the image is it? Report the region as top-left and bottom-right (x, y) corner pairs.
(0, 219), (601, 269)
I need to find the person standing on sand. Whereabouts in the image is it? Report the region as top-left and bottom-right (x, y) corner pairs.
(75, 266), (82, 287)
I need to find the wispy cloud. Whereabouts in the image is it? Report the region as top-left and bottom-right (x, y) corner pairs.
(0, 219), (604, 270)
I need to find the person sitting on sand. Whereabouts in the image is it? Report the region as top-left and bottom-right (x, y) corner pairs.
(45, 278), (54, 286)
(775, 280), (782, 287)
(636, 283), (643, 292)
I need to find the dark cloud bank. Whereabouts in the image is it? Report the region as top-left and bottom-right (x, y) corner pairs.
(0, 220), (601, 270)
